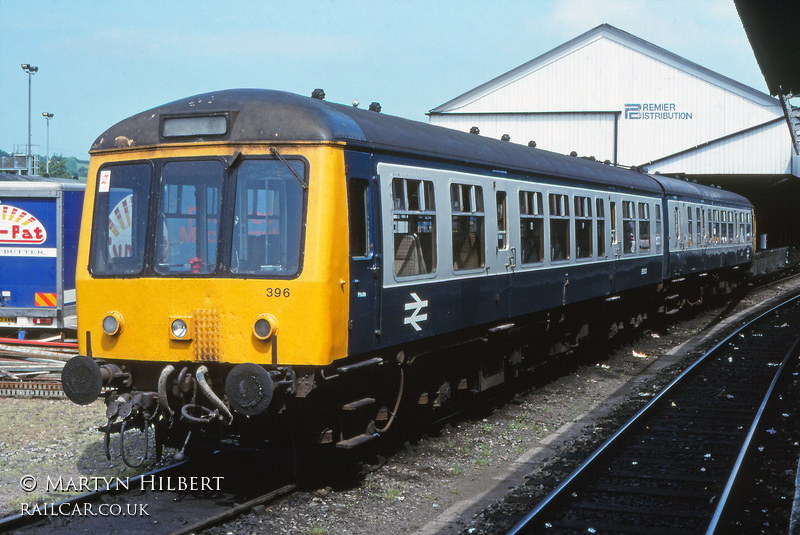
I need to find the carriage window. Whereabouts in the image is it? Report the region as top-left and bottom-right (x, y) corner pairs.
(231, 159), (305, 276)
(451, 183), (485, 271)
(738, 212), (745, 243)
(713, 209), (720, 244)
(721, 210), (728, 243)
(90, 163), (151, 276)
(348, 179), (370, 257)
(687, 206), (693, 248)
(155, 161), (223, 275)
(655, 204), (662, 253)
(392, 177), (436, 277)
(520, 190), (543, 264)
(596, 198), (606, 258)
(638, 202), (650, 251)
(496, 191), (508, 251)
(610, 202), (618, 246)
(575, 196), (592, 259)
(696, 207), (701, 246)
(623, 201), (637, 254)
(746, 213), (753, 242)
(727, 211), (734, 244)
(737, 212), (742, 243)
(673, 206), (680, 249)
(550, 193), (570, 261)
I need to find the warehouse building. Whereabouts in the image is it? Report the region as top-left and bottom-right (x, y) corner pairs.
(429, 24), (800, 248)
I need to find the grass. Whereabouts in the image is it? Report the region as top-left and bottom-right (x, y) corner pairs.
(381, 485), (402, 500)
(510, 414), (531, 430)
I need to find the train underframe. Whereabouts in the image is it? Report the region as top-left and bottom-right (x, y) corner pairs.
(69, 267), (748, 467)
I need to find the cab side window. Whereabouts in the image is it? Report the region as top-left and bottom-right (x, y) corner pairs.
(347, 179), (370, 258)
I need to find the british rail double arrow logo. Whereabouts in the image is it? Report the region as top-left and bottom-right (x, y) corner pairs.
(404, 292), (428, 332)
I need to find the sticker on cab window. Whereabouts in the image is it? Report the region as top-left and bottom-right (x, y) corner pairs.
(99, 170), (111, 193)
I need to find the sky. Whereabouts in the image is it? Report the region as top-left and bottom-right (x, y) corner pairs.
(0, 0), (766, 162)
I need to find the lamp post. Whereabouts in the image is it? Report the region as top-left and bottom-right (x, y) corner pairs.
(42, 112), (53, 175)
(21, 64), (38, 175)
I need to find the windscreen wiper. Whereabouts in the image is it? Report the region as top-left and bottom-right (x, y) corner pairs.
(270, 147), (308, 190)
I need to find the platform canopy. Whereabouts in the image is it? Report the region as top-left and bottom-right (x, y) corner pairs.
(735, 0), (800, 96)
(735, 0), (800, 154)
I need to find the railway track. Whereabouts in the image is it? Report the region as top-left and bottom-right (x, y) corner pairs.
(0, 336), (76, 398)
(0, 451), (297, 535)
(507, 292), (800, 534)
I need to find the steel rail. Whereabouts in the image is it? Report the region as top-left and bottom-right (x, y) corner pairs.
(506, 291), (800, 535)
(167, 483), (298, 535)
(0, 379), (63, 398)
(705, 334), (800, 533)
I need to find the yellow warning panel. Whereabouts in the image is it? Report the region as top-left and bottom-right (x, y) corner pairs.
(35, 293), (56, 307)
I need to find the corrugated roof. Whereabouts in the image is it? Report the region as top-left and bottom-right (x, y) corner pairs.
(0, 173), (84, 186)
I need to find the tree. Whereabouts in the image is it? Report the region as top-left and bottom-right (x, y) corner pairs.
(45, 154), (75, 179)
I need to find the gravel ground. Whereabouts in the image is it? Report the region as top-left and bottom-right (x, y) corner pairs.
(0, 399), (146, 517)
(2, 276), (799, 534)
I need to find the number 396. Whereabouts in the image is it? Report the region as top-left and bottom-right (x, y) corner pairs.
(266, 287), (290, 298)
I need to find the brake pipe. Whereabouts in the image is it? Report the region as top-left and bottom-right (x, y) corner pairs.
(157, 365), (176, 419)
(195, 365), (233, 424)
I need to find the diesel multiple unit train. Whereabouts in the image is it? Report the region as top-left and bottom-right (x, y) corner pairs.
(61, 89), (754, 462)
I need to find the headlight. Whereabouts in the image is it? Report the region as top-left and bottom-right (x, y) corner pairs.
(168, 316), (193, 340)
(171, 319), (188, 338)
(253, 314), (278, 340)
(102, 312), (123, 336)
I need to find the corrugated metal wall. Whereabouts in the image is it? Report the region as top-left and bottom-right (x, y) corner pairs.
(430, 30), (794, 176)
(432, 112), (617, 164)
(648, 120), (791, 175)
